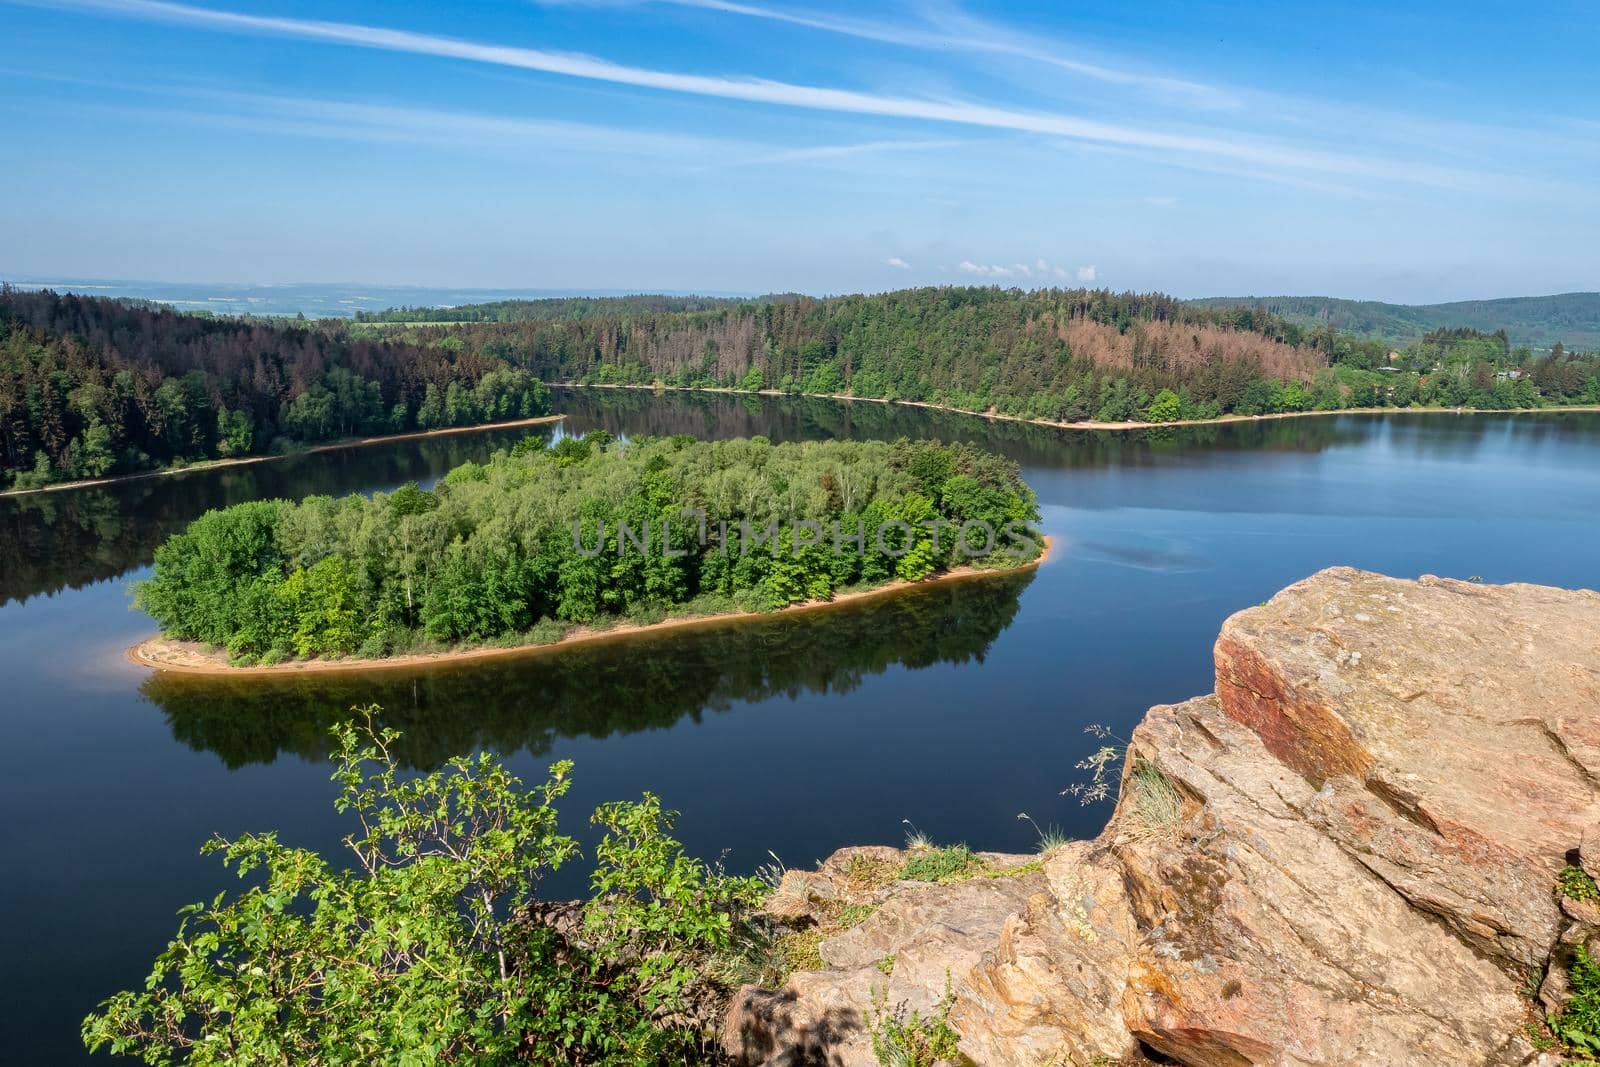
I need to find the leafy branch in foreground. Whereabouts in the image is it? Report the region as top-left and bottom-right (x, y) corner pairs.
(82, 706), (763, 1065)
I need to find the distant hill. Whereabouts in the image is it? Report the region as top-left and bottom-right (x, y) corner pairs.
(0, 278), (752, 320)
(354, 294), (753, 324)
(1187, 293), (1600, 349)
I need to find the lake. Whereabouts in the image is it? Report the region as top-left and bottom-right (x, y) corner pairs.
(4, 389), (1599, 1062)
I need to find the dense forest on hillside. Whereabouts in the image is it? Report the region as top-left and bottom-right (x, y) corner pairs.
(359, 287), (1329, 421)
(355, 286), (1600, 423)
(0, 287), (551, 489)
(9, 286), (1600, 495)
(1190, 292), (1600, 349)
(136, 433), (1042, 665)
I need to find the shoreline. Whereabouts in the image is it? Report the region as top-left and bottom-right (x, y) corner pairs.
(558, 382), (1600, 432)
(128, 536), (1053, 677)
(1, 414), (566, 499)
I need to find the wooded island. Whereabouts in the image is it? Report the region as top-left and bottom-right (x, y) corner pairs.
(132, 434), (1043, 668)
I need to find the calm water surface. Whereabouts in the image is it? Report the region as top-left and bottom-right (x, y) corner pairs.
(4, 390), (1599, 1062)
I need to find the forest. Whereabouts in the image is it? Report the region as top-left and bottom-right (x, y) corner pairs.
(351, 286), (1600, 424)
(0, 287), (551, 489)
(11, 286), (1600, 496)
(1191, 291), (1600, 349)
(135, 433), (1042, 665)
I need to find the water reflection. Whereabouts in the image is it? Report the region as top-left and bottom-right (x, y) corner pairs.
(0, 424), (562, 606)
(142, 569), (1034, 768)
(551, 386), (1374, 467)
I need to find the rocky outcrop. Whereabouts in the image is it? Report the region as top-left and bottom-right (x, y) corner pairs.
(724, 568), (1600, 1066)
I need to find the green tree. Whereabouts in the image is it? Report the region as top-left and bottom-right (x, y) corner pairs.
(135, 500), (287, 645)
(279, 556), (363, 657)
(216, 408), (254, 457)
(1144, 388), (1183, 423)
(1233, 378), (1278, 416)
(67, 418), (116, 478)
(416, 383), (446, 430)
(82, 712), (762, 1065)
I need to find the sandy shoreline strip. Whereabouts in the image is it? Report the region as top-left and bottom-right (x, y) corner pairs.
(1, 414), (566, 498)
(561, 382), (1600, 433)
(128, 536), (1053, 677)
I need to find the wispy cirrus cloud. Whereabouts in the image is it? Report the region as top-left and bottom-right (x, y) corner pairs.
(885, 256), (911, 270)
(33, 0), (1490, 191)
(5, 69), (965, 170)
(736, 138), (966, 166)
(633, 0), (1239, 110)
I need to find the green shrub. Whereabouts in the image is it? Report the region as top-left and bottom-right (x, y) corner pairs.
(869, 982), (961, 1067)
(1554, 944), (1600, 1055)
(1561, 864), (1600, 901)
(525, 618), (567, 645)
(82, 708), (763, 1065)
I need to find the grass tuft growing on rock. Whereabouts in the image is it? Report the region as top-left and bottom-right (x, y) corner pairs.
(899, 843), (984, 883)
(844, 853), (900, 893)
(1125, 757), (1184, 838)
(1018, 811), (1072, 854)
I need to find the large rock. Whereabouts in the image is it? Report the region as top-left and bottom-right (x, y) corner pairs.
(1214, 568), (1600, 970)
(1119, 695), (1531, 1065)
(724, 568), (1600, 1066)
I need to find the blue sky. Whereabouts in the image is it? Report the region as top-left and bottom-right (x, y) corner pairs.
(2, 0), (1596, 301)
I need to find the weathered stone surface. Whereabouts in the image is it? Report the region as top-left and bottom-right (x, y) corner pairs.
(1215, 567), (1600, 970)
(725, 848), (1046, 1067)
(1120, 696), (1532, 1065)
(954, 842), (1140, 1066)
(724, 569), (1600, 1066)
(818, 872), (1042, 971)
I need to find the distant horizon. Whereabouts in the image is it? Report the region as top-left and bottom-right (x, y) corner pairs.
(5, 274), (1597, 312)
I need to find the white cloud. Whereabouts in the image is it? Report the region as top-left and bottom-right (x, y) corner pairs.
(45, 0), (1486, 190)
(958, 257), (1094, 283)
(885, 256), (911, 270)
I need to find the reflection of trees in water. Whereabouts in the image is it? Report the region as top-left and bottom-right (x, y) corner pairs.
(143, 569), (1035, 769)
(0, 426), (552, 606)
(553, 388), (1375, 470)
